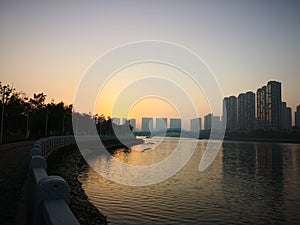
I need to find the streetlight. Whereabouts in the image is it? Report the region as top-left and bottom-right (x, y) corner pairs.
(26, 105), (32, 138)
(45, 106), (49, 137)
(0, 84), (14, 144)
(62, 112), (65, 136)
(0, 86), (6, 144)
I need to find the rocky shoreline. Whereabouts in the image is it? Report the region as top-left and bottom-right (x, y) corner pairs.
(46, 138), (144, 225)
(47, 144), (108, 224)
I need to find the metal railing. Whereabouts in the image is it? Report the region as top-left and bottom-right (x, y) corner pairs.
(27, 136), (79, 225)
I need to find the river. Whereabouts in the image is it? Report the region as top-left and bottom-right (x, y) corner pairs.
(78, 137), (300, 224)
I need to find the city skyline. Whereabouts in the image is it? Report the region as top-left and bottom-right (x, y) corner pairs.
(1, 1), (300, 129)
(116, 80), (298, 131)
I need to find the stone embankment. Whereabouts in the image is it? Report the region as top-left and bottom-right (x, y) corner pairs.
(47, 138), (143, 225)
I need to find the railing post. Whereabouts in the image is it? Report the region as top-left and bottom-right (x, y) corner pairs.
(27, 156), (47, 224)
(28, 136), (77, 225)
(30, 147), (42, 156)
(33, 142), (41, 149)
(33, 176), (70, 225)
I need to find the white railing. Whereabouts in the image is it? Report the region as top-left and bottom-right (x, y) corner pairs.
(27, 136), (80, 225)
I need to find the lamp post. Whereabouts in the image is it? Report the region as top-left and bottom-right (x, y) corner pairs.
(26, 106), (32, 138)
(62, 112), (65, 136)
(0, 84), (14, 144)
(0, 86), (6, 144)
(45, 107), (49, 137)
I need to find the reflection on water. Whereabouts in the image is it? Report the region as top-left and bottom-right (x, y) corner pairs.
(112, 137), (178, 166)
(222, 142), (286, 224)
(78, 138), (300, 225)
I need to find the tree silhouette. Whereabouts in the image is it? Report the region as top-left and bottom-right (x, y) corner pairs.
(0, 83), (76, 142)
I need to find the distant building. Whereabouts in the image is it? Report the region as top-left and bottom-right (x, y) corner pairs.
(156, 118), (167, 130)
(141, 117), (153, 132)
(190, 117), (202, 133)
(223, 96), (238, 131)
(295, 105), (300, 128)
(238, 91), (255, 131)
(257, 81), (282, 129)
(204, 113), (213, 130)
(256, 86), (267, 129)
(212, 116), (222, 130)
(122, 118), (128, 125)
(170, 118), (181, 129)
(266, 81), (282, 129)
(286, 107), (292, 129)
(128, 119), (136, 130)
(281, 102), (292, 129)
(112, 118), (120, 125)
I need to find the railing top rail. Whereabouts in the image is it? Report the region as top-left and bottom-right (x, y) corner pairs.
(43, 200), (80, 225)
(28, 136), (79, 225)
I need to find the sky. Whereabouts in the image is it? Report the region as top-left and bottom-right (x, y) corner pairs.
(1, 0), (300, 129)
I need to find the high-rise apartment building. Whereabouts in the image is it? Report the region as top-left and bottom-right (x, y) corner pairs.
(190, 117), (202, 133)
(170, 118), (181, 129)
(212, 116), (222, 130)
(223, 96), (238, 131)
(141, 117), (153, 132)
(286, 107), (292, 129)
(266, 81), (282, 129)
(156, 118), (167, 130)
(238, 91), (255, 131)
(257, 81), (282, 130)
(204, 113), (213, 130)
(112, 118), (120, 125)
(281, 102), (292, 129)
(122, 118), (128, 125)
(295, 105), (300, 128)
(128, 119), (136, 130)
(257, 86), (267, 129)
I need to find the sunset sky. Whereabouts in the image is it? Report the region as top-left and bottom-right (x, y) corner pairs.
(1, 0), (300, 129)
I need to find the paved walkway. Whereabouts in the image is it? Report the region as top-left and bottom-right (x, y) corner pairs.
(0, 141), (34, 225)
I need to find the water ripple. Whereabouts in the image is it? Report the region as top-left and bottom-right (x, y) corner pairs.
(79, 139), (300, 224)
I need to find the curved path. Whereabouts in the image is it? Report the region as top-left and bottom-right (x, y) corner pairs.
(0, 141), (34, 225)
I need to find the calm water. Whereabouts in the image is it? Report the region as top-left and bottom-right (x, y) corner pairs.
(78, 138), (300, 224)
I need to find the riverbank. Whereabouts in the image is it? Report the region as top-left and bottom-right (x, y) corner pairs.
(47, 144), (108, 225)
(47, 138), (144, 225)
(224, 137), (300, 144)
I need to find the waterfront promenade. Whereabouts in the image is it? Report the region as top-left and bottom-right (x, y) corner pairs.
(0, 141), (34, 225)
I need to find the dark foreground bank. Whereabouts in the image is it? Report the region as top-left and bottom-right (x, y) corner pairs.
(0, 141), (34, 225)
(47, 138), (144, 225)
